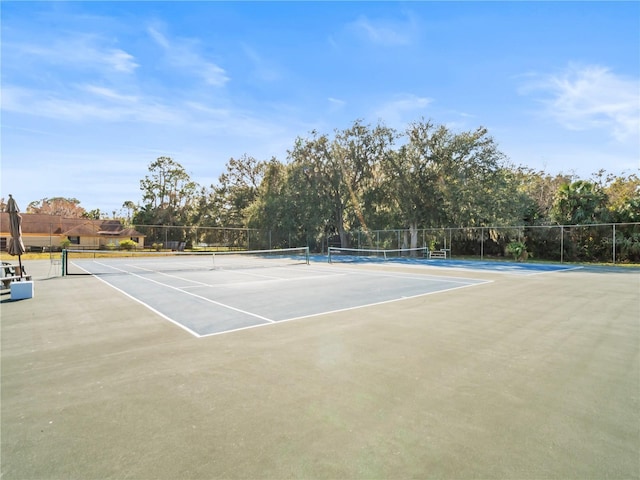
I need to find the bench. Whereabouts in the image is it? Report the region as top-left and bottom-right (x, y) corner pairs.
(429, 249), (448, 259)
(2, 275), (27, 289)
(1, 262), (32, 289)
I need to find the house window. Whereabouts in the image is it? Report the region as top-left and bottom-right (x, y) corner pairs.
(130, 237), (139, 243)
(0, 237), (6, 250)
(68, 236), (80, 245)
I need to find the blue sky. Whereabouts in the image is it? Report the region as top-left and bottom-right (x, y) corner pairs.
(2, 1), (639, 215)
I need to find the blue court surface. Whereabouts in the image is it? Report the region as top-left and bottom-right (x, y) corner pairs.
(316, 254), (582, 275)
(69, 256), (495, 337)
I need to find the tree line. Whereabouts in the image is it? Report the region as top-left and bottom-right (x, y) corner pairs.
(8, 118), (640, 260)
(132, 119), (639, 253)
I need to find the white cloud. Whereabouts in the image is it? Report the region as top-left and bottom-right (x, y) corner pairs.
(147, 26), (170, 49)
(81, 85), (139, 103)
(1, 85), (182, 124)
(328, 97), (346, 110)
(8, 35), (138, 74)
(373, 94), (433, 127)
(184, 101), (230, 117)
(241, 44), (281, 82)
(348, 12), (418, 47)
(147, 25), (229, 87)
(105, 49), (138, 73)
(520, 64), (640, 143)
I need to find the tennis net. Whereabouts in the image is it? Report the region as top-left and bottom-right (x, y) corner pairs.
(328, 246), (428, 264)
(63, 247), (310, 276)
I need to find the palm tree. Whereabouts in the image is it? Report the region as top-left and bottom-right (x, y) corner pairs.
(551, 180), (609, 225)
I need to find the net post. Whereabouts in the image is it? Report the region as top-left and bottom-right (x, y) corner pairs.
(305, 246), (310, 265)
(61, 249), (67, 276)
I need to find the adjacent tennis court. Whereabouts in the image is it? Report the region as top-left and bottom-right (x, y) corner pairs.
(326, 246), (583, 275)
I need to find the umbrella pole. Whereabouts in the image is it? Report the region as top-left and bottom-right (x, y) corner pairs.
(18, 255), (23, 279)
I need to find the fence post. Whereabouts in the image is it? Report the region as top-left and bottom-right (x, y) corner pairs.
(560, 225), (564, 263)
(481, 227), (484, 260)
(613, 224), (616, 264)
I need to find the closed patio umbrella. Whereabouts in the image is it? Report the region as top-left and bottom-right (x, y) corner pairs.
(6, 194), (25, 278)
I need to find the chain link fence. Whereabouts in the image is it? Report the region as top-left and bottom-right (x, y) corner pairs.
(344, 223), (639, 264)
(127, 222), (639, 264)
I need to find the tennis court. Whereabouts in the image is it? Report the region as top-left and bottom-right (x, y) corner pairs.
(1, 255), (638, 479)
(63, 248), (492, 337)
(325, 248), (583, 276)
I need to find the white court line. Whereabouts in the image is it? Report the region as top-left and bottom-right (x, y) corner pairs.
(465, 265), (583, 277)
(364, 260), (583, 277)
(125, 263), (345, 288)
(518, 265), (584, 276)
(198, 277), (493, 338)
(425, 264), (582, 277)
(322, 264), (485, 285)
(90, 260), (275, 325)
(69, 261), (201, 337)
(180, 273), (348, 289)
(128, 265), (214, 287)
(211, 268), (288, 280)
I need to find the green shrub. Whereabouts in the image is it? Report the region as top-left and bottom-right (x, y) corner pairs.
(119, 239), (137, 251)
(506, 241), (530, 262)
